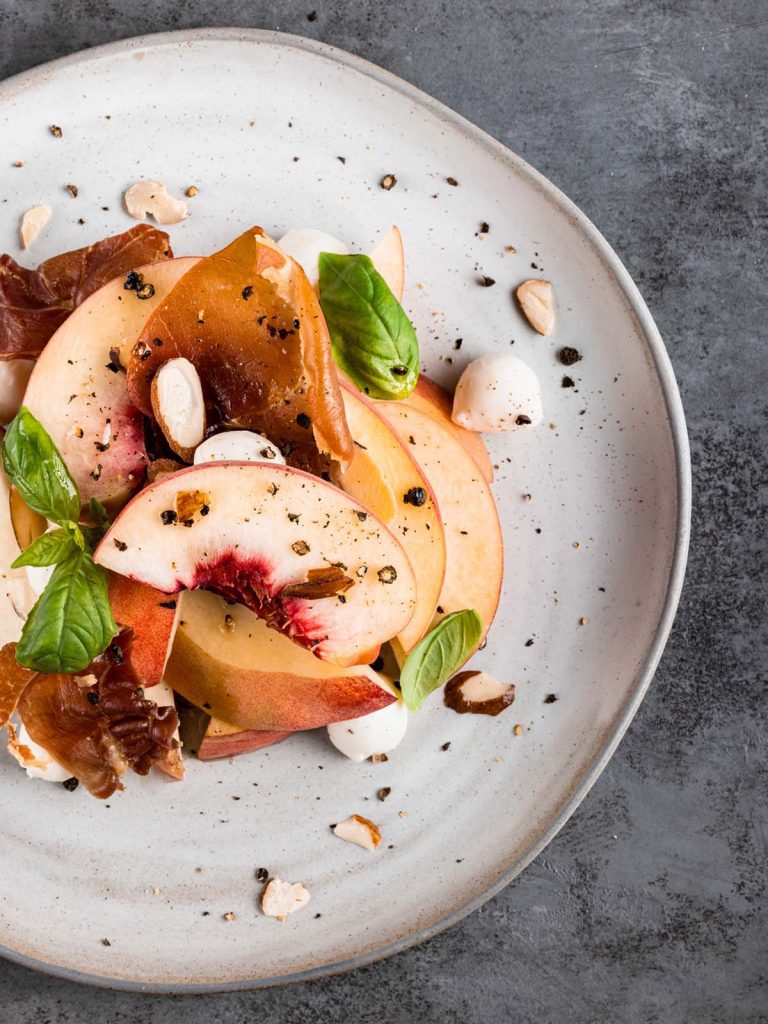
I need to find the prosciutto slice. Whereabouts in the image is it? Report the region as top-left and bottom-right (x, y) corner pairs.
(13, 629), (179, 798)
(125, 227), (353, 477)
(0, 225), (172, 360)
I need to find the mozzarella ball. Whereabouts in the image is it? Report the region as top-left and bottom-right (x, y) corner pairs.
(194, 430), (285, 466)
(328, 689), (408, 762)
(277, 228), (348, 288)
(451, 353), (543, 432)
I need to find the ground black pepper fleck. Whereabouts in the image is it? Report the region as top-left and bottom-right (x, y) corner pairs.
(562, 375), (575, 388)
(160, 509), (178, 525)
(256, 867), (269, 883)
(378, 787), (391, 802)
(62, 777), (79, 791)
(480, 221), (490, 233)
(296, 412), (311, 429)
(525, 638), (534, 647)
(558, 346), (582, 366)
(544, 694), (558, 703)
(159, 600), (177, 609)
(242, 285), (253, 300)
(86, 691), (99, 706)
(480, 275), (496, 287)
(516, 414), (532, 425)
(113, 539), (127, 552)
(441, 741), (451, 751)
(446, 176), (459, 186)
(454, 338), (463, 350)
(356, 510), (368, 522)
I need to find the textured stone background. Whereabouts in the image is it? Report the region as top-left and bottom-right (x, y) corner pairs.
(0, 2), (765, 1022)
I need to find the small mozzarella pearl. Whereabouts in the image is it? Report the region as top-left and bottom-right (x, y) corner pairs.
(452, 353), (544, 432)
(277, 228), (349, 287)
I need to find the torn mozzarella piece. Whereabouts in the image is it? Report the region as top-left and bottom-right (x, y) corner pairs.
(20, 205), (52, 249)
(333, 814), (382, 851)
(276, 228), (348, 288)
(10, 723), (71, 782)
(261, 878), (311, 921)
(123, 180), (189, 225)
(150, 357), (206, 460)
(0, 359), (34, 425)
(451, 353), (543, 433)
(193, 430), (285, 466)
(328, 685), (408, 762)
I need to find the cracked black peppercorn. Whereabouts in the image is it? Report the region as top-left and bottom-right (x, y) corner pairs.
(62, 777), (79, 791)
(160, 509), (178, 525)
(558, 346), (582, 366)
(403, 486), (427, 507)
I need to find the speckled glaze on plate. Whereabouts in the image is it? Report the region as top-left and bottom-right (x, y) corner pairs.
(0, 29), (690, 991)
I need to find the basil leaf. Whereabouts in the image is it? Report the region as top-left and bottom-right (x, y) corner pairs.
(318, 253), (418, 399)
(2, 408), (80, 524)
(15, 547), (117, 673)
(399, 609), (483, 712)
(11, 528), (78, 568)
(89, 497), (111, 531)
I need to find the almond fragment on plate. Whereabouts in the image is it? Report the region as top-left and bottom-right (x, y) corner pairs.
(20, 205), (52, 249)
(444, 670), (515, 717)
(260, 878), (311, 921)
(516, 279), (555, 335)
(150, 357), (206, 461)
(333, 814), (382, 851)
(123, 180), (189, 225)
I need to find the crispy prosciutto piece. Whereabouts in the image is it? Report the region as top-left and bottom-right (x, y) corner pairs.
(125, 227), (353, 478)
(14, 629), (179, 798)
(0, 644), (34, 727)
(0, 225), (173, 360)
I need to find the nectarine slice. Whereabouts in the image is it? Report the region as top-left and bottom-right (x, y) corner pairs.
(164, 590), (395, 731)
(95, 462), (417, 666)
(23, 257), (198, 508)
(399, 375), (494, 484)
(369, 226), (405, 302)
(197, 719), (290, 761)
(340, 385), (446, 651)
(376, 402), (502, 641)
(107, 574), (178, 687)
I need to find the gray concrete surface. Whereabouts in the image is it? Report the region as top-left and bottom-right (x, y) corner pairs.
(0, 2), (765, 1021)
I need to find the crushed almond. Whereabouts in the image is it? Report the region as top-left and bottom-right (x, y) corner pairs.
(124, 180), (189, 225)
(333, 814), (381, 851)
(444, 670), (515, 717)
(20, 205), (52, 249)
(516, 279), (555, 335)
(261, 878), (311, 921)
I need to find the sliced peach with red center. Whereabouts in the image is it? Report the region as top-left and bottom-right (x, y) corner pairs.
(94, 462), (417, 666)
(23, 257), (198, 509)
(164, 590), (396, 733)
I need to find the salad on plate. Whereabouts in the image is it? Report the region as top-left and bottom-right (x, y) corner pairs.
(0, 202), (548, 820)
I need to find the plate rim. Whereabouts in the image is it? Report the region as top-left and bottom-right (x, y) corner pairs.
(0, 26), (692, 994)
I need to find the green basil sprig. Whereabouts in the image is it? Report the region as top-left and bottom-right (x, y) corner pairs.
(2, 408), (117, 673)
(399, 609), (483, 712)
(318, 253), (418, 400)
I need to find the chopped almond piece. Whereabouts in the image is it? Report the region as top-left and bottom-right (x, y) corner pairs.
(516, 279), (555, 335)
(260, 878), (311, 921)
(333, 814), (382, 851)
(124, 180), (189, 225)
(150, 357), (206, 461)
(444, 670), (515, 716)
(20, 205), (52, 249)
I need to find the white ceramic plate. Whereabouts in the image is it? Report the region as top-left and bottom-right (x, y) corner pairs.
(0, 29), (690, 991)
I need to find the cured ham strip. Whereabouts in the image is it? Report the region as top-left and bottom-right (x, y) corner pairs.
(0, 225), (172, 359)
(125, 227), (353, 477)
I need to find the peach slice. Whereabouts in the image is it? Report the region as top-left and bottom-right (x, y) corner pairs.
(376, 402), (503, 641)
(369, 226), (404, 302)
(23, 257), (199, 509)
(163, 590), (395, 731)
(0, 441), (37, 647)
(107, 574), (178, 687)
(197, 719), (291, 761)
(94, 462), (417, 666)
(399, 375), (494, 484)
(340, 385), (446, 651)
